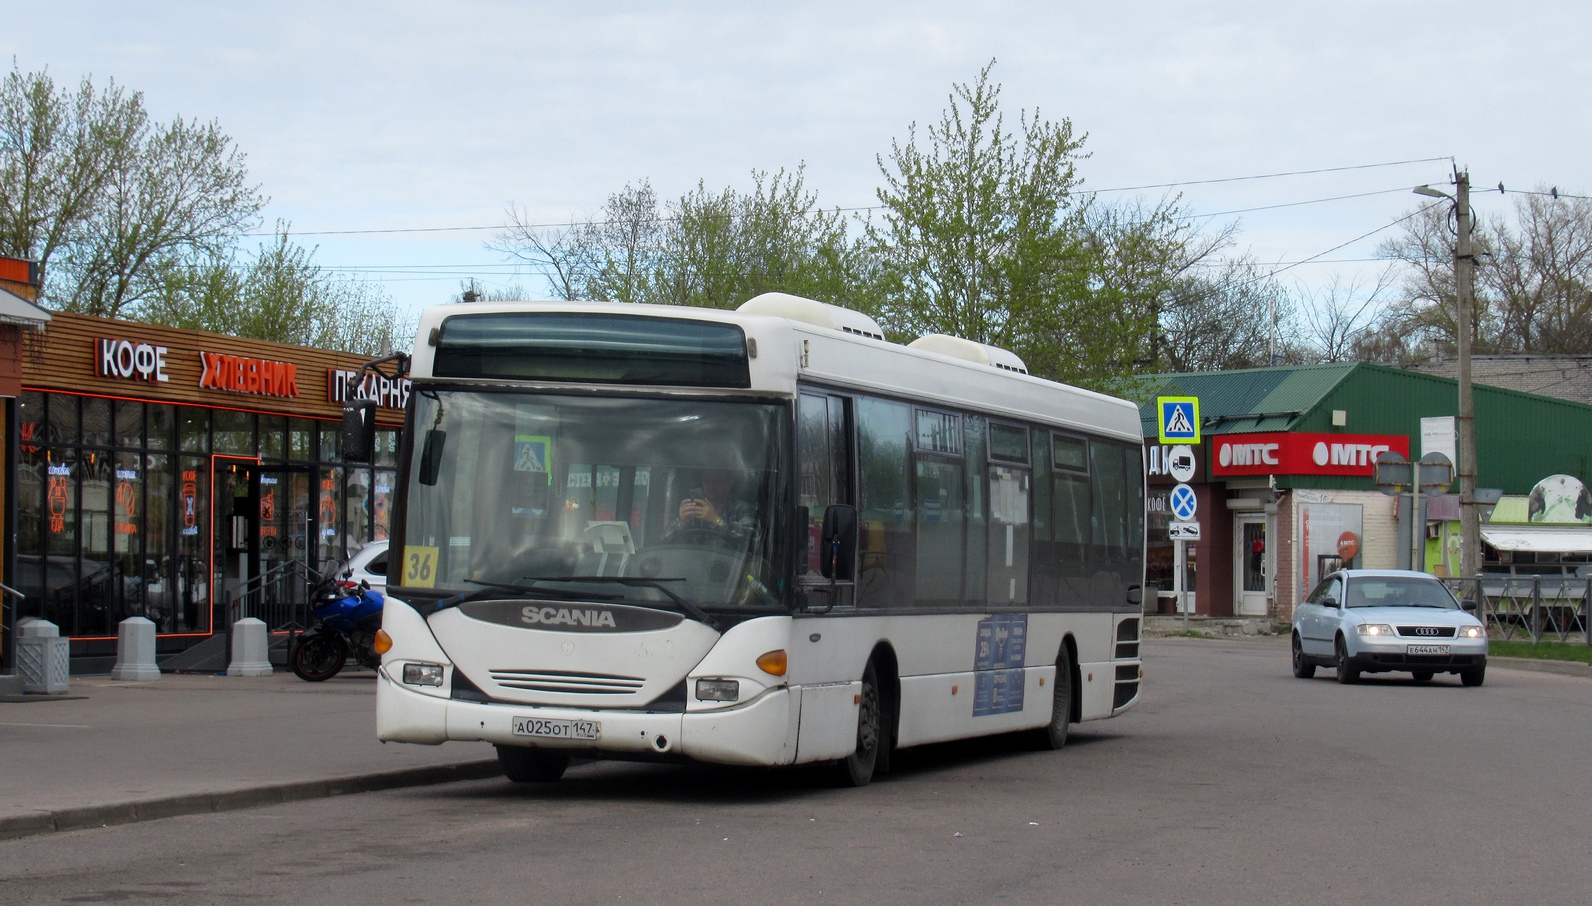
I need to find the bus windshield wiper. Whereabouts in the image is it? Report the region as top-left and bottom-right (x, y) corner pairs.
(518, 576), (719, 629)
(435, 578), (538, 611)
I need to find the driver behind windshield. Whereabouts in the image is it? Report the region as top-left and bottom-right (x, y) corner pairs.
(670, 469), (756, 542)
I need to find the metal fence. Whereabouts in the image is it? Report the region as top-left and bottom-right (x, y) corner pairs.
(1442, 575), (1592, 645)
(226, 558), (324, 635)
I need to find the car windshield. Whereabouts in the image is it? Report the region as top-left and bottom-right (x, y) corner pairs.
(401, 390), (790, 612)
(1343, 577), (1460, 609)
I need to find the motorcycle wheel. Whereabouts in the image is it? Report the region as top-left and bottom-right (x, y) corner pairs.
(292, 633), (348, 682)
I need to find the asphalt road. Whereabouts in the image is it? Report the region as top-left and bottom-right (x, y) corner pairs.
(3, 637), (1589, 905)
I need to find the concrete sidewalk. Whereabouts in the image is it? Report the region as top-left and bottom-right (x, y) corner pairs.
(0, 670), (500, 841)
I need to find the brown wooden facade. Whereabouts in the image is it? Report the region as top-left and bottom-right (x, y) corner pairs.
(22, 312), (404, 428)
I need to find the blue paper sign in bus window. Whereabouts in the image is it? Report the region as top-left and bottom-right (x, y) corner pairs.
(973, 613), (1027, 716)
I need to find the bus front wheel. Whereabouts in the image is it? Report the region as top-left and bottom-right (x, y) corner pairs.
(1037, 645), (1073, 750)
(837, 660), (882, 787)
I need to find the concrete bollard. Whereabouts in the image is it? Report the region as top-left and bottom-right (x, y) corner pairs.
(16, 618), (70, 694)
(227, 617), (273, 676)
(110, 616), (161, 681)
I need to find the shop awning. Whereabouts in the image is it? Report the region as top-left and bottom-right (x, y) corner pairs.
(1480, 525), (1592, 553)
(0, 285), (50, 329)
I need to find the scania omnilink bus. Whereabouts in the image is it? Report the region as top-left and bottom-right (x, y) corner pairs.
(367, 293), (1145, 785)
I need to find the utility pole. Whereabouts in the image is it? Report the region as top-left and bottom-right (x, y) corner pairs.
(1455, 169), (1480, 581)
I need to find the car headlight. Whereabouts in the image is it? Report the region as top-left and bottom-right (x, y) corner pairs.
(1455, 624), (1486, 640)
(1356, 623), (1396, 637)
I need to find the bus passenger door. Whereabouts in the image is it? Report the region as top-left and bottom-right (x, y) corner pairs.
(797, 391), (854, 610)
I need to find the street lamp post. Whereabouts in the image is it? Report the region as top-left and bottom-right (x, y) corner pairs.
(1415, 171), (1479, 583)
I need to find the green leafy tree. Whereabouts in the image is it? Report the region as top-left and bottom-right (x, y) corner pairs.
(0, 62), (264, 316)
(868, 61), (1096, 380)
(0, 63), (142, 282)
(141, 225), (409, 355)
(495, 169), (868, 311)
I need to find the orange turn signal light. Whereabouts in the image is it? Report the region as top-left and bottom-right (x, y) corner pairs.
(756, 649), (787, 677)
(373, 630), (393, 655)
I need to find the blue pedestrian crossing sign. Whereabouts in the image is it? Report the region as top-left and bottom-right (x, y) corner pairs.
(1157, 397), (1200, 444)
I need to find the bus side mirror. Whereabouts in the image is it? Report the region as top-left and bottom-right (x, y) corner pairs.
(342, 401), (376, 463)
(1126, 585), (1143, 607)
(820, 505), (857, 581)
(418, 429), (446, 486)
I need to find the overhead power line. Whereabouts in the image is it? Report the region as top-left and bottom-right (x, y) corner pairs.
(246, 156), (1454, 238)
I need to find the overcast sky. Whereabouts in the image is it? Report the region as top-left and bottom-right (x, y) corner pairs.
(5, 2), (1588, 324)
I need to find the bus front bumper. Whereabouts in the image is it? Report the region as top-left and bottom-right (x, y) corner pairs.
(377, 667), (797, 767)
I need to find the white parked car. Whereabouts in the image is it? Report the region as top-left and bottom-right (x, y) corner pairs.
(1292, 569), (1488, 686)
(345, 540), (390, 595)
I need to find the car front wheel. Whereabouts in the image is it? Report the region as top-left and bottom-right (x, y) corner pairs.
(1335, 637), (1359, 684)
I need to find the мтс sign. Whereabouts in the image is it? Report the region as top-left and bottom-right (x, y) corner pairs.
(1157, 397), (1200, 444)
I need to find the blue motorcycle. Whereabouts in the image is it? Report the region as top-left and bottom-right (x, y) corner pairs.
(290, 568), (385, 682)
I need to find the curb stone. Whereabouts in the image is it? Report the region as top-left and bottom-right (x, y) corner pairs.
(0, 759), (502, 842)
(1489, 656), (1591, 679)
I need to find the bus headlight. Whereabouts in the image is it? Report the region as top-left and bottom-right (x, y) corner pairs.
(402, 663), (445, 687)
(695, 679), (739, 702)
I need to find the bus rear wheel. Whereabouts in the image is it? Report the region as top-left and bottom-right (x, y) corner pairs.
(837, 660), (882, 787)
(496, 745), (570, 783)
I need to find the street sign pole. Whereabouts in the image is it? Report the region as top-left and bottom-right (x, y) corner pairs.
(1175, 537), (1187, 631)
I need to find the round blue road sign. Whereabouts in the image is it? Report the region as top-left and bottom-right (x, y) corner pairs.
(1170, 483), (1198, 521)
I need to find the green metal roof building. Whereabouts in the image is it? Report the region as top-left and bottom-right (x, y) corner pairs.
(1139, 362), (1592, 494)
(1134, 363), (1592, 623)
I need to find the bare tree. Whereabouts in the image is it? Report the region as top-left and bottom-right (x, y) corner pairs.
(1297, 271), (1393, 363)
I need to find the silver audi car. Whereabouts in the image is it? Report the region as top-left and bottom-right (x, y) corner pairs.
(1292, 569), (1488, 686)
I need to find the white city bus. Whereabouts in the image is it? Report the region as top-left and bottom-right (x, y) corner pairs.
(371, 293), (1145, 786)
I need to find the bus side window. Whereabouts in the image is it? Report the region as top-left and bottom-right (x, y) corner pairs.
(987, 421), (1031, 605)
(857, 396), (913, 608)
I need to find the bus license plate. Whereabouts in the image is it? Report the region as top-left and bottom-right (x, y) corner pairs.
(512, 716), (600, 741)
(1407, 644), (1450, 656)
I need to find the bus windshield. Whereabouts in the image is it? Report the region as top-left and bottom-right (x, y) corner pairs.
(401, 390), (790, 612)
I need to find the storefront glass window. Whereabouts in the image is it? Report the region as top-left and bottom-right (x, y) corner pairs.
(346, 469), (372, 551)
(289, 418), (315, 461)
(114, 399), (144, 449)
(176, 456), (208, 632)
(213, 409), (255, 455)
(112, 451), (144, 624)
(144, 453), (174, 631)
(316, 466), (343, 567)
(83, 397), (111, 448)
(373, 468), (395, 540)
(375, 429), (398, 467)
(319, 421), (340, 462)
(147, 402), (173, 450)
(80, 449), (114, 636)
(260, 415), (286, 461)
(179, 407), (209, 452)
(49, 394), (79, 444)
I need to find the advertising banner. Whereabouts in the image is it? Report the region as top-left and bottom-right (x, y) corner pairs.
(1299, 502), (1364, 592)
(1210, 433), (1409, 478)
